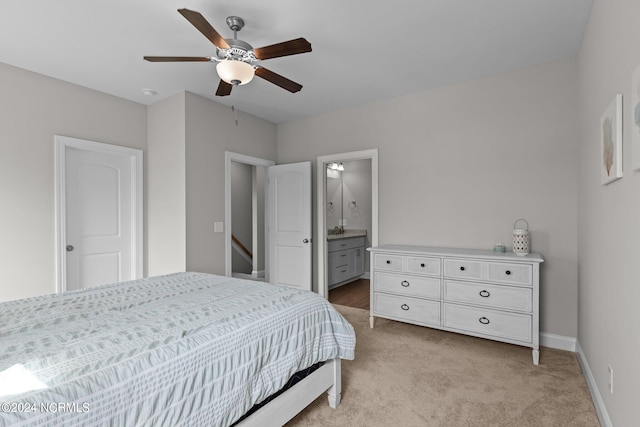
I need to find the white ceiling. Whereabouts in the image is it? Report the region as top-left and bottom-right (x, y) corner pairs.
(0, 0), (593, 124)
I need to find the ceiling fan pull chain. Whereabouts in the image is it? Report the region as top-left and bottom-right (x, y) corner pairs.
(231, 105), (239, 126)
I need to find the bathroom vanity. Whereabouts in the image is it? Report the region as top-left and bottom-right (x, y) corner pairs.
(327, 232), (366, 288)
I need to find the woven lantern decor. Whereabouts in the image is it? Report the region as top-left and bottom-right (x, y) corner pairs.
(512, 219), (530, 256)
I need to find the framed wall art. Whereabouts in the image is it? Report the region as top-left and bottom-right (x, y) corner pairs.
(601, 93), (623, 185)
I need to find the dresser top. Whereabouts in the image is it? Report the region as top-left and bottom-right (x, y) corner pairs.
(368, 245), (543, 263)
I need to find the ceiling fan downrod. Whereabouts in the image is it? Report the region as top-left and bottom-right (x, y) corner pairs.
(226, 16), (245, 40)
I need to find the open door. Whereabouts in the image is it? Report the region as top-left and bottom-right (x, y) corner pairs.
(267, 162), (312, 291)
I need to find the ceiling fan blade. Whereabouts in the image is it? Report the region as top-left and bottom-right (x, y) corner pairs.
(253, 38), (312, 60)
(216, 80), (233, 96)
(255, 67), (303, 93)
(178, 8), (230, 50)
(144, 56), (212, 62)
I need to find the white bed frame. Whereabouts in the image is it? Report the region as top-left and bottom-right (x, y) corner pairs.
(236, 358), (342, 426)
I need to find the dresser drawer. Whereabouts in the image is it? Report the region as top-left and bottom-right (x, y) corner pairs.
(485, 262), (532, 286)
(443, 259), (483, 280)
(375, 272), (441, 299)
(328, 236), (365, 252)
(406, 256), (441, 276)
(374, 293), (440, 326)
(444, 280), (532, 312)
(374, 253), (404, 271)
(443, 303), (532, 343)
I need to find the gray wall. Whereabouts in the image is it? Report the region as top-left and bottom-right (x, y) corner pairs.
(341, 160), (372, 233)
(147, 92), (186, 276)
(341, 159), (372, 272)
(576, 0), (640, 424)
(146, 92), (277, 277)
(0, 62), (147, 301)
(184, 92), (277, 274)
(278, 57), (579, 338)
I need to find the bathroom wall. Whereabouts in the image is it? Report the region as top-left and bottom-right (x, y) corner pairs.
(341, 159), (372, 272)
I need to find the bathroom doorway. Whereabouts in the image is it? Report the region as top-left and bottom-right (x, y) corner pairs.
(316, 149), (378, 304)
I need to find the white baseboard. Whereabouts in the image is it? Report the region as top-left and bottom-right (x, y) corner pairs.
(575, 341), (613, 427)
(251, 270), (265, 278)
(361, 272), (370, 280)
(540, 332), (576, 352)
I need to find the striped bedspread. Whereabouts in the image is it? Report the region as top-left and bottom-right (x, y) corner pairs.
(0, 272), (355, 427)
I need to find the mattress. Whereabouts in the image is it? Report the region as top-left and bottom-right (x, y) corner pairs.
(0, 272), (356, 427)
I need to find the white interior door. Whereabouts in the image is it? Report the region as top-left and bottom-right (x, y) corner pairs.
(56, 136), (143, 292)
(267, 162), (312, 291)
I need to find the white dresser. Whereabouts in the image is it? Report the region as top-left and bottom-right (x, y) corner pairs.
(368, 245), (544, 364)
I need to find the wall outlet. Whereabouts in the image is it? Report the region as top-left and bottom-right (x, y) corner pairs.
(608, 365), (613, 394)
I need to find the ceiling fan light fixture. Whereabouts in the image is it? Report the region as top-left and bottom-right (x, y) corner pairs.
(216, 60), (254, 86)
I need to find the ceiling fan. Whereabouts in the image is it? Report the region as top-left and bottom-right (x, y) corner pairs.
(144, 8), (312, 96)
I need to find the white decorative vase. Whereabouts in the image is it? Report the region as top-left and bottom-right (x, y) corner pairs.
(512, 219), (530, 256)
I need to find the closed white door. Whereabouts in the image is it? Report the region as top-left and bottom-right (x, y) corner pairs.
(59, 137), (142, 291)
(267, 162), (312, 291)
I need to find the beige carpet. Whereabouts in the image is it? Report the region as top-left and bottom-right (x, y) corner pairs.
(286, 304), (599, 427)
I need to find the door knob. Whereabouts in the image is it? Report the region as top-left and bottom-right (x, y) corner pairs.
(66, 245), (74, 252)
(303, 238), (310, 243)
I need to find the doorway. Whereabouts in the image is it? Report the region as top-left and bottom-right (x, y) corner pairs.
(229, 161), (267, 278)
(316, 149), (379, 302)
(225, 152), (313, 291)
(225, 152), (274, 280)
(54, 135), (143, 293)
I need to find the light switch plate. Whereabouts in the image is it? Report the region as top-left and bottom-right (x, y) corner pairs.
(214, 221), (224, 233)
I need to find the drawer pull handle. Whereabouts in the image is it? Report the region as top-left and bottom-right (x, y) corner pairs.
(505, 270), (511, 275)
(341, 269), (347, 273)
(420, 263), (425, 268)
(479, 290), (490, 298)
(479, 317), (490, 325)
(341, 254), (347, 257)
(401, 304), (410, 311)
(401, 280), (410, 287)
(386, 260), (391, 264)
(340, 244), (347, 247)
(460, 266), (466, 271)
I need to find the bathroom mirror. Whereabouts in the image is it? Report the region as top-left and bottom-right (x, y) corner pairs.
(326, 166), (342, 230)
(324, 159), (371, 238)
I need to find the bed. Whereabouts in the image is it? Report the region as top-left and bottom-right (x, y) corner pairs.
(0, 272), (355, 426)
